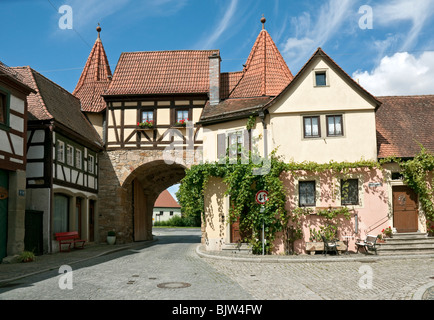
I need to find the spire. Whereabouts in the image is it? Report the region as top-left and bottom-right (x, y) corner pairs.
(73, 24), (112, 113)
(229, 16), (293, 98)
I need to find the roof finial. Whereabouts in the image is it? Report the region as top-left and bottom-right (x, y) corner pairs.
(96, 23), (101, 38)
(261, 14), (266, 30)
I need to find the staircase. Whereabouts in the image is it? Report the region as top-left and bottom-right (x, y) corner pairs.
(221, 243), (253, 254)
(377, 233), (434, 256)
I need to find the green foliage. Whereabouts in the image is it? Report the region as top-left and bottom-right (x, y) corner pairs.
(153, 215), (199, 227)
(177, 145), (433, 255)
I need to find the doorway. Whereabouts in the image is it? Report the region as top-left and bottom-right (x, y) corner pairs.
(393, 186), (418, 233)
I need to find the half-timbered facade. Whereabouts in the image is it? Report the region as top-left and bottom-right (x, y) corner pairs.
(74, 26), (217, 244)
(0, 61), (33, 262)
(13, 66), (103, 253)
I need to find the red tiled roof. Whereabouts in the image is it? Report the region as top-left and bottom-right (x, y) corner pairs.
(73, 35), (112, 113)
(12, 66), (103, 148)
(376, 95), (434, 158)
(154, 189), (181, 208)
(105, 50), (219, 96)
(229, 28), (293, 98)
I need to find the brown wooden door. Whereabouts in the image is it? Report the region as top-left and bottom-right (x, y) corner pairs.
(230, 217), (242, 243)
(393, 186), (418, 233)
(75, 198), (82, 237)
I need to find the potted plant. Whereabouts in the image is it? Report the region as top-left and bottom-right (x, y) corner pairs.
(107, 231), (116, 245)
(18, 250), (35, 263)
(382, 226), (393, 238)
(377, 234), (385, 243)
(137, 120), (154, 129)
(174, 119), (189, 127)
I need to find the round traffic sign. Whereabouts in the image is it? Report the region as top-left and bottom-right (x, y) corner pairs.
(255, 190), (268, 205)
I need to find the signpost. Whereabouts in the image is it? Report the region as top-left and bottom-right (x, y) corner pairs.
(255, 190), (268, 255)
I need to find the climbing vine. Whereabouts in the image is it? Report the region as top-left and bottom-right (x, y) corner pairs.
(176, 144), (434, 255)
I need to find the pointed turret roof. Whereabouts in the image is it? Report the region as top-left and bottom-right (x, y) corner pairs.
(229, 16), (293, 98)
(73, 24), (112, 113)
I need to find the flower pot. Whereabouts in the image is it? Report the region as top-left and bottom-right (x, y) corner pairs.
(107, 236), (116, 245)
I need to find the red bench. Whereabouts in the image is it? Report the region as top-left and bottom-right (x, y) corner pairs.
(55, 231), (86, 252)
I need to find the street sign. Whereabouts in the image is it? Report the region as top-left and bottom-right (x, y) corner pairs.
(255, 190), (268, 205)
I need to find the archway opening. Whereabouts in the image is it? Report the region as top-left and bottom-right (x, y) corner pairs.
(125, 160), (187, 241)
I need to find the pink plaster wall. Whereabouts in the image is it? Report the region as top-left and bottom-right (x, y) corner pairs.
(272, 168), (390, 254)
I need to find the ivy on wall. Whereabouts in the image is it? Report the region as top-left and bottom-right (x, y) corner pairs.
(176, 130), (434, 254)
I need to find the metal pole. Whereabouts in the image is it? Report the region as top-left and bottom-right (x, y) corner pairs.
(260, 206), (265, 255)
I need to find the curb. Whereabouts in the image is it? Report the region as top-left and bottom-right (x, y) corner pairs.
(195, 244), (434, 263)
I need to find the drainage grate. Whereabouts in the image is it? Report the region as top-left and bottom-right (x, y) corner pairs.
(157, 282), (191, 289)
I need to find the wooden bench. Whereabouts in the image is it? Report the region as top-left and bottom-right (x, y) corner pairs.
(355, 234), (378, 255)
(55, 231), (86, 252)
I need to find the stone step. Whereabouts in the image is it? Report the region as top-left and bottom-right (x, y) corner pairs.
(376, 233), (434, 256)
(222, 243), (252, 254)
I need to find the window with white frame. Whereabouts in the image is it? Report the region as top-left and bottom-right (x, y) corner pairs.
(88, 154), (95, 174)
(57, 141), (65, 163)
(227, 131), (243, 159)
(75, 149), (82, 169)
(66, 145), (74, 166)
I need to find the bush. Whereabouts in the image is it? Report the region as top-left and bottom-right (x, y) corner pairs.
(154, 215), (200, 227)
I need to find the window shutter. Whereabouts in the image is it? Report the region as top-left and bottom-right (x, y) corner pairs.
(217, 133), (226, 160)
(243, 129), (250, 158)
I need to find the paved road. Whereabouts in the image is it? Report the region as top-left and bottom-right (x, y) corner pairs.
(0, 228), (433, 302)
(0, 228), (253, 300)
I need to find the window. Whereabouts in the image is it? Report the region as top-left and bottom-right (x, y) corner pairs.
(176, 109), (189, 123)
(315, 71), (327, 86)
(227, 131), (243, 159)
(141, 110), (154, 122)
(159, 211), (163, 216)
(299, 181), (316, 207)
(88, 155), (95, 174)
(170, 211), (174, 216)
(75, 149), (82, 169)
(0, 91), (8, 125)
(53, 194), (69, 233)
(341, 179), (359, 205)
(327, 115), (343, 136)
(66, 145), (74, 166)
(57, 141), (65, 163)
(303, 116), (320, 138)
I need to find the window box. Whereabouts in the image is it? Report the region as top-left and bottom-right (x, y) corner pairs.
(137, 120), (154, 129)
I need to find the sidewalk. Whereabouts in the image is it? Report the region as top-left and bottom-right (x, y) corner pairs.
(0, 241), (153, 285)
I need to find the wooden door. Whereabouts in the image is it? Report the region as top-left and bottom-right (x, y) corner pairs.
(75, 198), (82, 237)
(393, 186), (418, 233)
(230, 217), (242, 243)
(0, 170), (8, 261)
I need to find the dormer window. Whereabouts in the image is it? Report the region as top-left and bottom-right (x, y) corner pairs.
(314, 70), (328, 87)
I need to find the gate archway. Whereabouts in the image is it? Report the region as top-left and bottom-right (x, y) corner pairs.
(97, 150), (190, 243)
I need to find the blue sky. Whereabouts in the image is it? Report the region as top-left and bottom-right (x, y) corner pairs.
(2, 0), (434, 200)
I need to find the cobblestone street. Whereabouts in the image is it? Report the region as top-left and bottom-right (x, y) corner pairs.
(0, 228), (433, 302)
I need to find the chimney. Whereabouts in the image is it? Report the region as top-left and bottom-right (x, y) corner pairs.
(208, 53), (221, 106)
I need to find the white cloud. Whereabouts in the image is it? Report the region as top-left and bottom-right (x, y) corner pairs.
(373, 0), (434, 51)
(196, 0), (238, 49)
(281, 0), (354, 69)
(353, 51), (434, 96)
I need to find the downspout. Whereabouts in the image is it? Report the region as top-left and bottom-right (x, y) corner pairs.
(258, 111), (267, 158)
